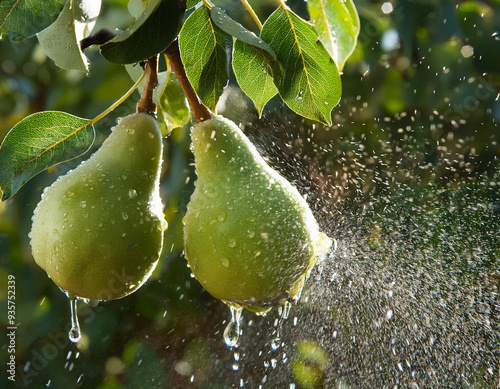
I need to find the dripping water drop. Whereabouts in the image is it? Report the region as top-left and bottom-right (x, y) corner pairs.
(68, 298), (81, 342)
(232, 351), (240, 371)
(224, 305), (243, 347)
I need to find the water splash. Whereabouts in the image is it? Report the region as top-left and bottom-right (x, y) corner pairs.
(232, 351), (240, 371)
(224, 305), (243, 347)
(271, 301), (292, 350)
(68, 298), (81, 343)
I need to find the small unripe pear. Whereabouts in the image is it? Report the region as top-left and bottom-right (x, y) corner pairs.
(183, 115), (332, 313)
(30, 113), (167, 300)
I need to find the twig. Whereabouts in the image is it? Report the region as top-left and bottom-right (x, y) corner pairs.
(164, 40), (211, 123)
(136, 56), (158, 115)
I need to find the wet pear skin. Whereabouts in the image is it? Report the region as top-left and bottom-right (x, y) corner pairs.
(183, 115), (332, 312)
(30, 113), (166, 300)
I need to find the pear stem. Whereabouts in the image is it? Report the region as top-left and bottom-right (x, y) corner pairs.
(164, 40), (211, 123)
(136, 55), (158, 115)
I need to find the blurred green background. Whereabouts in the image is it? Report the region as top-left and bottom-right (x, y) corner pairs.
(1, 0), (499, 388)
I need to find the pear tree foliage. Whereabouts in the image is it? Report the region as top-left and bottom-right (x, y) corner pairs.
(0, 0), (359, 199)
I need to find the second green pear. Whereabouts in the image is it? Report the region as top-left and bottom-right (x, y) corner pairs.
(183, 115), (332, 313)
(30, 113), (167, 300)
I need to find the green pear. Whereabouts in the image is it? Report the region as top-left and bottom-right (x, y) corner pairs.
(183, 115), (332, 313)
(30, 113), (167, 301)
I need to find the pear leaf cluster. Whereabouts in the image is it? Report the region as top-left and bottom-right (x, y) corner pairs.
(178, 1), (358, 124)
(0, 0), (360, 200)
(1, 0), (358, 124)
(0, 0), (361, 201)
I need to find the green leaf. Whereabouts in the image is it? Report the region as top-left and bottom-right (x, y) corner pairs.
(186, 0), (200, 8)
(0, 111), (95, 201)
(37, 0), (101, 72)
(128, 0), (150, 19)
(209, 5), (277, 114)
(100, 0), (186, 65)
(307, 0), (360, 71)
(0, 0), (65, 41)
(157, 72), (190, 132)
(232, 40), (278, 115)
(210, 6), (276, 59)
(178, 4), (230, 111)
(260, 5), (341, 125)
